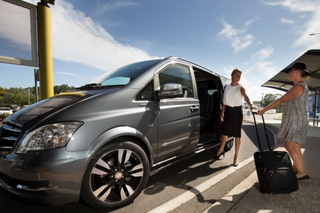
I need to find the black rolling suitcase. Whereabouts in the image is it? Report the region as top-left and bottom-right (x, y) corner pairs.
(253, 113), (298, 194)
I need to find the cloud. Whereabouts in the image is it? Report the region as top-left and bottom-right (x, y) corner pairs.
(93, 1), (138, 16)
(242, 61), (283, 101)
(263, 0), (320, 50)
(295, 10), (320, 49)
(252, 45), (274, 61)
(52, 0), (157, 72)
(55, 72), (83, 78)
(218, 20), (255, 53)
(281, 18), (295, 25)
(24, 0), (156, 73)
(253, 61), (278, 78)
(222, 66), (234, 76)
(261, 0), (317, 13)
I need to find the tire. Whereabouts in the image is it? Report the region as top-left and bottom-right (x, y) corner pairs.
(80, 140), (150, 209)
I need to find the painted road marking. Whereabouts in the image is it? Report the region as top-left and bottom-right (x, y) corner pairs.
(148, 156), (254, 213)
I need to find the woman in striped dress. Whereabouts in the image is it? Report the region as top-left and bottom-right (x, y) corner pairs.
(257, 62), (310, 180)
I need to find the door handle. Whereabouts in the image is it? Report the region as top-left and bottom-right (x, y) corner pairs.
(190, 106), (199, 112)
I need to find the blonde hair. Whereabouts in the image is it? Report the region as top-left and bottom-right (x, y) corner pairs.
(231, 68), (242, 76)
(299, 70), (309, 79)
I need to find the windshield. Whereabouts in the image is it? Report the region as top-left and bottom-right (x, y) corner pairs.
(83, 59), (162, 88)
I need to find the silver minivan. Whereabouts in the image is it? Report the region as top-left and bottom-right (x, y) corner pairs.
(0, 57), (233, 209)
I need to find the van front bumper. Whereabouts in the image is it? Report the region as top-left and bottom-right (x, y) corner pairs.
(0, 148), (93, 206)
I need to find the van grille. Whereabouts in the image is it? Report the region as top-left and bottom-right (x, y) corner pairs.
(0, 124), (21, 152)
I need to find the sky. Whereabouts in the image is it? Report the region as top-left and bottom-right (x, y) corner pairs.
(1, 0), (320, 102)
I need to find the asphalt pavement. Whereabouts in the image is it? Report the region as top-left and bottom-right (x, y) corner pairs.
(203, 113), (320, 213)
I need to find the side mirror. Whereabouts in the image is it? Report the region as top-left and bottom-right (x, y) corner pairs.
(156, 83), (183, 99)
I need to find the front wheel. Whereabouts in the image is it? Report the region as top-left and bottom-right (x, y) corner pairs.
(81, 140), (150, 209)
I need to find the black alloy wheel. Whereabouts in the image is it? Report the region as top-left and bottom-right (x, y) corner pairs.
(81, 140), (150, 209)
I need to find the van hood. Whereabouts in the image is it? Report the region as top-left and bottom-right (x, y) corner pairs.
(5, 89), (117, 127)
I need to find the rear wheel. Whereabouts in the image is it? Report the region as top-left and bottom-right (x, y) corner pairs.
(81, 140), (150, 209)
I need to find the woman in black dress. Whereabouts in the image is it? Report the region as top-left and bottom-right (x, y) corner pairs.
(215, 68), (255, 166)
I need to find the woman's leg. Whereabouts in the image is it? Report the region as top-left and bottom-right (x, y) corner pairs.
(233, 137), (241, 165)
(216, 135), (228, 157)
(284, 141), (307, 178)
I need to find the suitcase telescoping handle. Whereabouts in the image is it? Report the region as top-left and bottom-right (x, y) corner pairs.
(252, 112), (272, 152)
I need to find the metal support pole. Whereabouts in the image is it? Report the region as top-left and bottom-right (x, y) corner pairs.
(34, 68), (39, 102)
(27, 88), (30, 105)
(37, 3), (54, 99)
(316, 88), (319, 125)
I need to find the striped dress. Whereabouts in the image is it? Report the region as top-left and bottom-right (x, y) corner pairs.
(277, 82), (309, 144)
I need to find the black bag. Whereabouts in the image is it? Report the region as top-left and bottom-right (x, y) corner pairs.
(253, 113), (299, 194)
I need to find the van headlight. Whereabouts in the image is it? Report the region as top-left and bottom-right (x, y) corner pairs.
(16, 122), (83, 153)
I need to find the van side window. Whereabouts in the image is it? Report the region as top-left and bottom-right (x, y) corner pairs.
(136, 80), (154, 100)
(159, 65), (193, 98)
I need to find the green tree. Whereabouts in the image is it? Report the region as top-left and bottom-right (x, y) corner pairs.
(261, 93), (283, 112)
(1, 88), (32, 106)
(0, 87), (6, 105)
(54, 84), (75, 95)
(0, 84), (75, 108)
